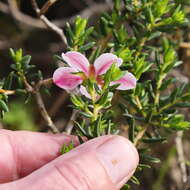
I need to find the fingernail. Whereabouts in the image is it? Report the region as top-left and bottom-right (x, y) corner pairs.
(96, 136), (139, 187)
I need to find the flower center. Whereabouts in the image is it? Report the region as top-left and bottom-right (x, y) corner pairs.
(89, 65), (96, 80)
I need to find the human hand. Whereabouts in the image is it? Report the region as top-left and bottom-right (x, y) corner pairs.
(0, 129), (139, 190)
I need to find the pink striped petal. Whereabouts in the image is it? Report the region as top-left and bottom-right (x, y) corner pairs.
(62, 51), (89, 75)
(110, 72), (137, 90)
(53, 67), (83, 90)
(94, 53), (123, 76)
(79, 85), (91, 99)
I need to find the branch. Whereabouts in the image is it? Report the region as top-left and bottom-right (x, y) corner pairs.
(0, 89), (15, 95)
(175, 131), (187, 183)
(0, 2), (9, 14)
(7, 0), (45, 28)
(40, 0), (59, 15)
(180, 42), (190, 49)
(30, 0), (68, 46)
(22, 77), (59, 133)
(1, 1), (112, 29)
(134, 125), (148, 146)
(36, 78), (53, 89)
(34, 91), (59, 133)
(65, 110), (78, 134)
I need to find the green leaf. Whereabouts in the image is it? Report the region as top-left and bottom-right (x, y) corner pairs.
(153, 0), (169, 17)
(15, 49), (23, 63)
(111, 69), (125, 81)
(0, 100), (9, 112)
(74, 121), (89, 137)
(65, 22), (74, 46)
(146, 7), (154, 24)
(94, 116), (102, 137)
(121, 184), (130, 190)
(9, 48), (15, 59)
(75, 16), (87, 38)
(160, 78), (176, 91)
(21, 55), (31, 65)
(175, 102), (190, 107)
(3, 72), (14, 90)
(71, 95), (84, 108)
(60, 142), (74, 154)
(79, 111), (92, 118)
(79, 42), (95, 52)
(142, 154), (161, 163)
(100, 17), (110, 36)
(138, 164), (151, 169)
(96, 91), (109, 106)
(148, 31), (161, 40)
(142, 137), (167, 143)
(128, 118), (135, 142)
(113, 0), (120, 12)
(117, 48), (133, 62)
(130, 176), (140, 185)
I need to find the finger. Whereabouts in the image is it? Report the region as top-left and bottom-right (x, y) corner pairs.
(0, 129), (81, 183)
(1, 135), (139, 190)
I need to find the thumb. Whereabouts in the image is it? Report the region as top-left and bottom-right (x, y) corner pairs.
(1, 135), (139, 190)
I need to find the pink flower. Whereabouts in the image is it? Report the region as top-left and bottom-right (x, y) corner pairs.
(53, 51), (136, 94)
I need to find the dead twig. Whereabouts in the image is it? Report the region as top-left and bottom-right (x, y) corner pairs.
(0, 2), (9, 14)
(180, 42), (190, 49)
(134, 125), (148, 147)
(24, 77), (59, 133)
(30, 0), (68, 46)
(36, 78), (53, 89)
(65, 110), (78, 134)
(182, 177), (190, 190)
(1, 1), (112, 29)
(7, 0), (44, 28)
(40, 0), (59, 15)
(175, 131), (187, 183)
(34, 91), (59, 133)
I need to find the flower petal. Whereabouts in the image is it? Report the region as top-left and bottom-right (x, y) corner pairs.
(53, 67), (83, 90)
(94, 53), (123, 76)
(79, 85), (91, 99)
(110, 72), (137, 90)
(62, 51), (89, 75)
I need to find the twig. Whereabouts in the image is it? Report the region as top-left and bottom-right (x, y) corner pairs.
(36, 78), (53, 89)
(65, 110), (78, 134)
(0, 2), (9, 14)
(175, 131), (187, 183)
(182, 177), (190, 190)
(1, 1), (112, 29)
(30, 0), (68, 46)
(83, 0), (95, 6)
(180, 42), (190, 49)
(34, 91), (59, 133)
(0, 89), (15, 95)
(40, 0), (59, 15)
(7, 0), (44, 28)
(22, 76), (59, 133)
(134, 125), (148, 146)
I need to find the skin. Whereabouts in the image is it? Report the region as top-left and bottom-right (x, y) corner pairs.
(0, 129), (139, 190)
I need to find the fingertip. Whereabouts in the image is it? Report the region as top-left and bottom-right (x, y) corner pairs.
(96, 135), (139, 188)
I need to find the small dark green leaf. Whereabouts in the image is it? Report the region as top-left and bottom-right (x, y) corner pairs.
(0, 100), (9, 112)
(130, 176), (140, 185)
(142, 137), (167, 143)
(142, 154), (161, 163)
(3, 72), (14, 90)
(79, 42), (95, 52)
